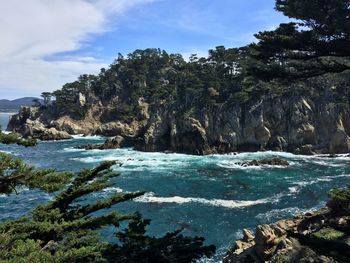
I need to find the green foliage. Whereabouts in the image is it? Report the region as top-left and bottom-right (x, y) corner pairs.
(230, 91), (250, 104)
(29, 1), (350, 123)
(328, 185), (350, 215)
(0, 130), (37, 147)
(312, 228), (344, 241)
(40, 39), (350, 122)
(0, 152), (73, 194)
(0, 158), (215, 262)
(110, 215), (215, 263)
(250, 0), (350, 80)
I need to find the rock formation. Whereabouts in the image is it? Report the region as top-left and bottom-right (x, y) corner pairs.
(240, 158), (290, 167)
(7, 95), (350, 155)
(224, 187), (350, 263)
(78, 135), (128, 150)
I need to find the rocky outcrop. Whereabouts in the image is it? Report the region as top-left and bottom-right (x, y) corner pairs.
(224, 185), (350, 263)
(7, 95), (350, 155)
(240, 158), (290, 167)
(224, 209), (350, 263)
(78, 135), (128, 150)
(7, 107), (72, 140)
(133, 96), (350, 155)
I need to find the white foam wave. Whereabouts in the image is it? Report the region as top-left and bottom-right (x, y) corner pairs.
(293, 174), (350, 187)
(217, 161), (293, 170)
(72, 152), (191, 171)
(216, 162), (262, 170)
(288, 186), (299, 194)
(62, 147), (85, 153)
(102, 187), (123, 193)
(306, 159), (346, 167)
(71, 134), (105, 140)
(256, 207), (308, 221)
(135, 192), (274, 209)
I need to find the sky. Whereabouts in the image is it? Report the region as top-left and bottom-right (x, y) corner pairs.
(0, 0), (290, 100)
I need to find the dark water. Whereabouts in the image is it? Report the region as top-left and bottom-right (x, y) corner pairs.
(1, 116), (350, 262)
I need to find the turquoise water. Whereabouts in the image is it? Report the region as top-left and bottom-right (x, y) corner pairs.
(1, 116), (350, 262)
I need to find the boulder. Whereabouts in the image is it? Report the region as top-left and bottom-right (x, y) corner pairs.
(241, 158), (289, 167)
(297, 144), (316, 155)
(330, 129), (350, 154)
(39, 128), (72, 140)
(79, 135), (127, 150)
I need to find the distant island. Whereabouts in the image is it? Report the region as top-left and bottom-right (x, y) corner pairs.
(0, 97), (43, 112)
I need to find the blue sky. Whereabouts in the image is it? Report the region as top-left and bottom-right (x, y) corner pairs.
(0, 0), (290, 99)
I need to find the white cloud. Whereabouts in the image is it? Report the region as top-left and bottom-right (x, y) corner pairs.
(0, 0), (154, 99)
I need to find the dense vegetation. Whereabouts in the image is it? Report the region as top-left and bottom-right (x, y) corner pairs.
(250, 0), (350, 80)
(0, 128), (37, 147)
(36, 1), (349, 122)
(44, 45), (347, 122)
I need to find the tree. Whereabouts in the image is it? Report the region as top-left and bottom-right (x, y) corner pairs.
(41, 92), (52, 107)
(32, 98), (42, 107)
(0, 152), (72, 194)
(250, 0), (350, 80)
(0, 157), (215, 262)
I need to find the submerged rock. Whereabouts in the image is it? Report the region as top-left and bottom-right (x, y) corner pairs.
(240, 158), (290, 167)
(78, 135), (127, 150)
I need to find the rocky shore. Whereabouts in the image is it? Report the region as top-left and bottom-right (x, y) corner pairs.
(224, 188), (350, 263)
(7, 95), (350, 155)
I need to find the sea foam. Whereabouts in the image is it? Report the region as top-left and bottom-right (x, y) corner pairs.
(71, 134), (105, 140)
(134, 192), (274, 209)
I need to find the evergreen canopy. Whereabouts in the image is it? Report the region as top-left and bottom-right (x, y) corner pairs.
(250, 0), (350, 80)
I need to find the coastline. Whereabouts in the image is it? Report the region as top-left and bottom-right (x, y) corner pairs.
(1, 133), (350, 262)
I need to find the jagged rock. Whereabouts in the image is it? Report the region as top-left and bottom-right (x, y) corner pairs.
(242, 229), (255, 242)
(241, 158), (290, 167)
(330, 129), (350, 153)
(297, 144), (316, 155)
(7, 96), (350, 155)
(79, 135), (127, 150)
(14, 118), (73, 140)
(96, 121), (141, 137)
(224, 207), (350, 263)
(38, 128), (72, 140)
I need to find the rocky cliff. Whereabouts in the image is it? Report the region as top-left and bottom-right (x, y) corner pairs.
(8, 94), (350, 155)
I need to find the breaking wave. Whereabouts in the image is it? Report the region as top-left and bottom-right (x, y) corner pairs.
(134, 192), (280, 209)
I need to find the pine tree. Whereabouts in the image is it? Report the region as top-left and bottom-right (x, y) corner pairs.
(0, 154), (215, 262)
(250, 0), (350, 80)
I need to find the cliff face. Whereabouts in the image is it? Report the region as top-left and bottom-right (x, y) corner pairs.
(136, 95), (350, 155)
(7, 94), (350, 155)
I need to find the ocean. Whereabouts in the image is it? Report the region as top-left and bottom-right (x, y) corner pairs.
(1, 115), (350, 262)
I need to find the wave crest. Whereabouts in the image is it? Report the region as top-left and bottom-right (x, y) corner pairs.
(135, 192), (274, 209)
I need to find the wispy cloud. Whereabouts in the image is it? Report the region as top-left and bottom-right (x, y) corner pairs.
(0, 0), (154, 99)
